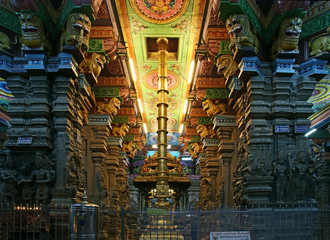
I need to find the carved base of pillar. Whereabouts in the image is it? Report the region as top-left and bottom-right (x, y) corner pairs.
(50, 187), (82, 206)
(243, 176), (273, 206)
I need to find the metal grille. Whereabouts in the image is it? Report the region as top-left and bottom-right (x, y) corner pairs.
(0, 203), (329, 240)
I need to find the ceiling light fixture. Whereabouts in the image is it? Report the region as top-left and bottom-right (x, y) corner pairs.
(304, 129), (316, 137)
(138, 99), (143, 113)
(179, 124), (184, 134)
(167, 145), (171, 149)
(152, 144), (157, 148)
(143, 123), (148, 133)
(188, 60), (195, 84)
(183, 99), (188, 114)
(129, 58), (136, 81)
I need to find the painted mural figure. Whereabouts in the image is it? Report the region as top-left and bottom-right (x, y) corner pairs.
(145, 0), (174, 14)
(0, 155), (18, 202)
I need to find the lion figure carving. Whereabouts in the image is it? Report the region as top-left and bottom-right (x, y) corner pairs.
(216, 54), (238, 79)
(191, 142), (203, 154)
(122, 141), (137, 158)
(225, 14), (259, 54)
(19, 13), (51, 54)
(60, 13), (91, 52)
(202, 99), (227, 118)
(272, 17), (302, 57)
(96, 97), (121, 116)
(196, 124), (216, 139)
(78, 53), (107, 77)
(0, 32), (18, 51)
(308, 27), (330, 57)
(111, 123), (130, 138)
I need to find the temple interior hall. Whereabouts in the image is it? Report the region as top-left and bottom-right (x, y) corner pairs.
(0, 0), (329, 239)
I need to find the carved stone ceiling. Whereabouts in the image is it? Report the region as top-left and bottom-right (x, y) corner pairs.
(116, 0), (206, 147)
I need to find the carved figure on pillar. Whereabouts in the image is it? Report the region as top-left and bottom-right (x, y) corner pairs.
(188, 148), (198, 159)
(225, 14), (259, 54)
(232, 131), (250, 205)
(0, 32), (18, 51)
(19, 12), (52, 54)
(272, 152), (289, 202)
(196, 178), (212, 210)
(95, 97), (121, 116)
(111, 123), (130, 138)
(292, 151), (309, 202)
(60, 12), (92, 52)
(31, 151), (55, 204)
(18, 164), (34, 203)
(216, 54), (238, 79)
(118, 181), (130, 210)
(78, 53), (107, 77)
(202, 99), (227, 118)
(122, 141), (137, 158)
(191, 142), (204, 155)
(66, 153), (85, 191)
(0, 154), (18, 202)
(196, 124), (216, 139)
(308, 27), (330, 57)
(272, 17), (303, 57)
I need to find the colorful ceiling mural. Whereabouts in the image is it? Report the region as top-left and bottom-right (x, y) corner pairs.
(116, 0), (205, 146)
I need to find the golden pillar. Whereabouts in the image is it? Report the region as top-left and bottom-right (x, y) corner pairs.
(155, 38), (170, 209)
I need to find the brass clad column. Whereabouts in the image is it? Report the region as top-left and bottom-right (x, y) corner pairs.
(155, 38), (170, 209)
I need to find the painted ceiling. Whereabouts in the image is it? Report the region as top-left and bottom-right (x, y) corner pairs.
(116, 0), (205, 146)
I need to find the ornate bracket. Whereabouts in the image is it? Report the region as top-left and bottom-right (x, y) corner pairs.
(299, 58), (328, 81)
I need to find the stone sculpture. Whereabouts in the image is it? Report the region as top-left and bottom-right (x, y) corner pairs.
(31, 151), (55, 204)
(111, 123), (130, 138)
(78, 53), (107, 77)
(188, 148), (198, 159)
(308, 27), (330, 57)
(19, 12), (51, 53)
(216, 54), (238, 79)
(196, 124), (216, 139)
(0, 32), (18, 51)
(18, 164), (34, 203)
(272, 17), (303, 57)
(0, 154), (18, 202)
(191, 142), (203, 154)
(202, 99), (227, 118)
(60, 12), (91, 52)
(272, 152), (289, 202)
(122, 141), (137, 158)
(95, 97), (121, 116)
(225, 14), (259, 54)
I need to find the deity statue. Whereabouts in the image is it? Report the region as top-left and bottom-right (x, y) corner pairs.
(0, 154), (18, 202)
(272, 152), (289, 202)
(31, 151), (54, 204)
(18, 164), (34, 203)
(292, 152), (309, 202)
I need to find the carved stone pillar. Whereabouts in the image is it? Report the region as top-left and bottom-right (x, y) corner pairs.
(86, 115), (111, 205)
(116, 151), (130, 210)
(105, 137), (122, 198)
(51, 75), (80, 205)
(214, 115), (238, 207)
(203, 138), (220, 206)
